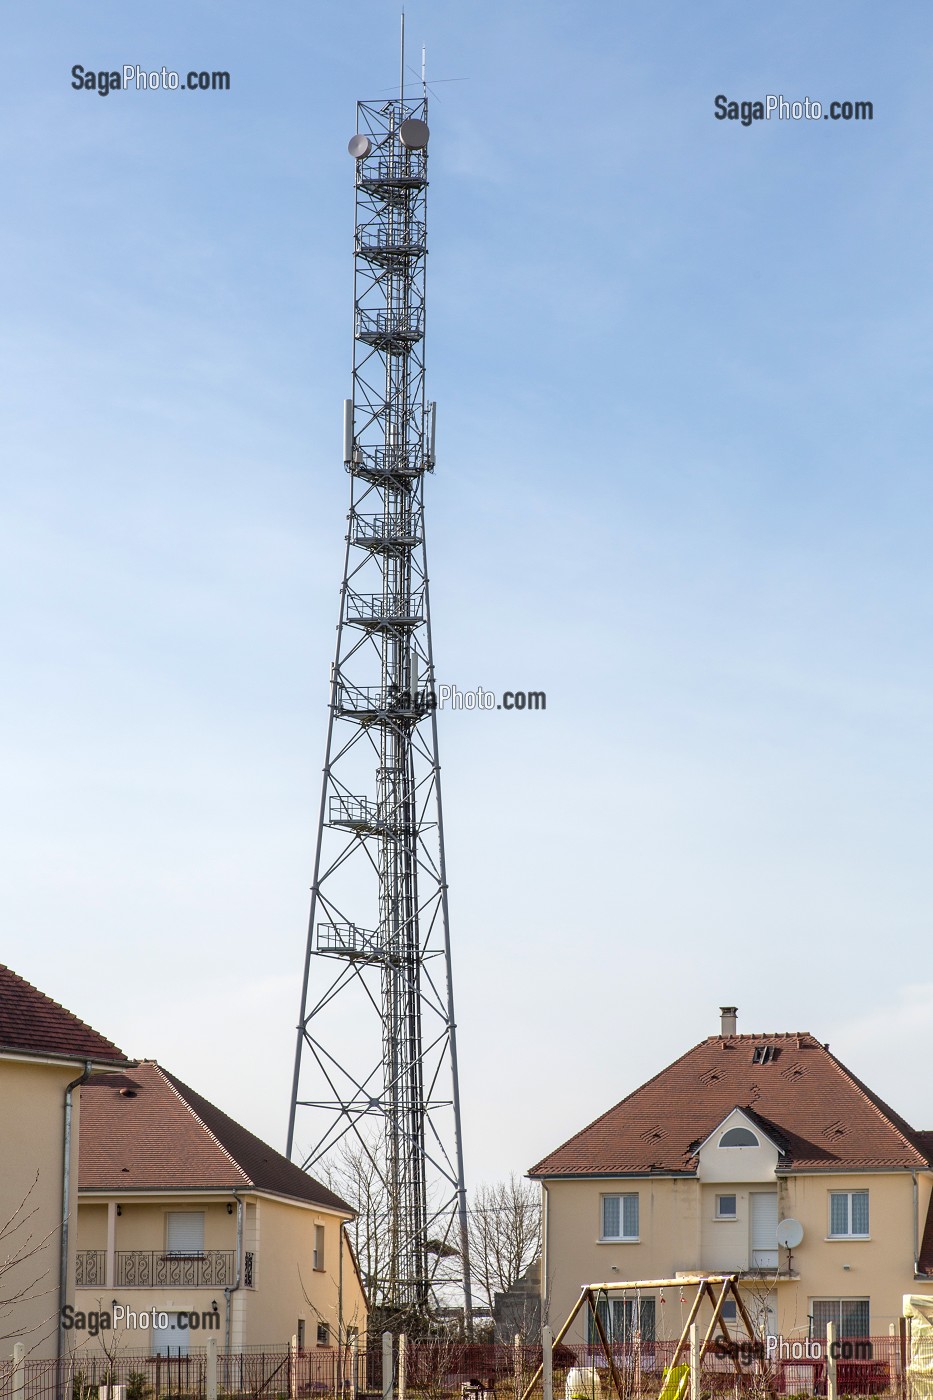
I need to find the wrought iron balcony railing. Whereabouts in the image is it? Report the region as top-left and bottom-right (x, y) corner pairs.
(76, 1250), (106, 1287)
(115, 1250), (236, 1288)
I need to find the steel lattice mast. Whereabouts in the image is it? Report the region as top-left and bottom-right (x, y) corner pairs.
(286, 91), (472, 1330)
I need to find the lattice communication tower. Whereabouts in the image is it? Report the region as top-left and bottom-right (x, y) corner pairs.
(286, 93), (472, 1330)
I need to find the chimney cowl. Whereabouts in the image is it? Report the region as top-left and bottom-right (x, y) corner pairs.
(720, 1006), (738, 1037)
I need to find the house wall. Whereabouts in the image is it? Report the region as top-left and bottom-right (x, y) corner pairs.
(541, 1170), (933, 1344)
(104, 1200), (237, 1252)
(542, 1175), (701, 1341)
(240, 1197), (366, 1349)
(73, 1193), (367, 1354)
(779, 1172), (933, 1334)
(0, 1056), (85, 1359)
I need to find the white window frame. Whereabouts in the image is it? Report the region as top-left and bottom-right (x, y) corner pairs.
(828, 1191), (869, 1239)
(600, 1192), (639, 1242)
(313, 1223), (325, 1271)
(719, 1127), (760, 1148)
(715, 1194), (737, 1219)
(811, 1298), (871, 1338)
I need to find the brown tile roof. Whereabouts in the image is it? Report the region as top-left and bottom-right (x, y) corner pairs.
(530, 1032), (932, 1177)
(0, 964), (129, 1067)
(79, 1061), (353, 1213)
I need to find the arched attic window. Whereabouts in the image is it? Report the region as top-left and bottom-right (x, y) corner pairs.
(719, 1126), (760, 1147)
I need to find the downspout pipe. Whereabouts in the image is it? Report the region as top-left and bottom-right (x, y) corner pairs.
(224, 1195), (244, 1354)
(913, 1171), (920, 1275)
(59, 1060), (94, 1361)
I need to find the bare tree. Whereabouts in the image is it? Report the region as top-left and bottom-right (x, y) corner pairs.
(320, 1134), (466, 1332)
(321, 1135), (391, 1315)
(467, 1175), (541, 1317)
(0, 1172), (62, 1353)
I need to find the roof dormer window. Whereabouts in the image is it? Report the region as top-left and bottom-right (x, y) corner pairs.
(719, 1126), (759, 1147)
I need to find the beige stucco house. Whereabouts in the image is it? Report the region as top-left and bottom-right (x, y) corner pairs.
(531, 1007), (933, 1345)
(0, 963), (132, 1359)
(74, 1061), (367, 1355)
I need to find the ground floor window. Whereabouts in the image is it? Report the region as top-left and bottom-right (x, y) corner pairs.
(811, 1299), (870, 1338)
(152, 1313), (189, 1356)
(587, 1297), (656, 1344)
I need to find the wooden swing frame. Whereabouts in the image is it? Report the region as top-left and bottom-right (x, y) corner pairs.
(520, 1274), (764, 1400)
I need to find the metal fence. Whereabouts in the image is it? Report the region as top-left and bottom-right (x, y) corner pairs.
(0, 1337), (917, 1400)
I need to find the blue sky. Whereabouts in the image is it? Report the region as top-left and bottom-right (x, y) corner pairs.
(3, 1), (933, 1188)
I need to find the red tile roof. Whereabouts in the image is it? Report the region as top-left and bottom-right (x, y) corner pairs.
(79, 1061), (353, 1213)
(530, 1032), (932, 1177)
(0, 964), (129, 1067)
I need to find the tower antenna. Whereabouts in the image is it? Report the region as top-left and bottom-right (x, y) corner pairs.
(287, 74), (472, 1337)
(400, 10), (405, 103)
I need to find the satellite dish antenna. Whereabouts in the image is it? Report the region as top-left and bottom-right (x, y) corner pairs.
(399, 117), (429, 149)
(348, 134), (372, 160)
(776, 1218), (804, 1249)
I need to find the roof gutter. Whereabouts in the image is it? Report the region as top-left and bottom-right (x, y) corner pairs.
(59, 1060), (93, 1361)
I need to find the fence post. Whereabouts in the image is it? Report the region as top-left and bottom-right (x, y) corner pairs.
(542, 1326), (553, 1400)
(826, 1322), (837, 1400)
(383, 1332), (394, 1400)
(13, 1344), (25, 1400)
(206, 1338), (218, 1400)
(290, 1335), (298, 1400)
(899, 1316), (910, 1400)
(398, 1334), (407, 1400)
(689, 1322), (699, 1400)
(351, 1330), (359, 1400)
(514, 1334), (522, 1400)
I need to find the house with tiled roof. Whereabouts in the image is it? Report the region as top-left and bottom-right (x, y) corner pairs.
(530, 1007), (933, 1345)
(74, 1061), (367, 1355)
(0, 963), (132, 1359)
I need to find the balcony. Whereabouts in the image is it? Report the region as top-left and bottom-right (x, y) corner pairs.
(76, 1250), (105, 1287)
(76, 1250), (236, 1288)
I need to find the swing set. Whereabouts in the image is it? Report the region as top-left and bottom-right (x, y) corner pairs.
(520, 1275), (768, 1400)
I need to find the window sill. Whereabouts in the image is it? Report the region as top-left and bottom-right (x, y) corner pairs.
(825, 1236), (871, 1242)
(715, 1217), (738, 1222)
(597, 1237), (640, 1245)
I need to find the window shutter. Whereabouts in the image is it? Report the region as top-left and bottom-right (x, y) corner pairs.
(166, 1212), (205, 1254)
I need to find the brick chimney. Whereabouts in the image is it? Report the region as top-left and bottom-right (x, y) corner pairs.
(720, 1006), (738, 1036)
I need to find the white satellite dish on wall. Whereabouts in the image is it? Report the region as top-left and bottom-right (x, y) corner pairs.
(348, 134), (372, 160)
(776, 1218), (804, 1249)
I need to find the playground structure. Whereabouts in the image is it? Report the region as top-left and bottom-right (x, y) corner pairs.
(522, 1276), (766, 1400)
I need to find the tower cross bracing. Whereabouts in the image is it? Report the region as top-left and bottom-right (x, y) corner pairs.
(287, 95), (472, 1329)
